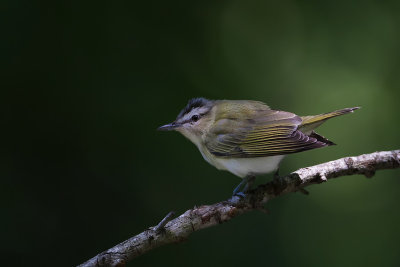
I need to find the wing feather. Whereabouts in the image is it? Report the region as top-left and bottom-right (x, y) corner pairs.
(205, 109), (327, 158)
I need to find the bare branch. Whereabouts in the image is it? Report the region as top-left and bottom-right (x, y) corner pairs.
(78, 150), (400, 267)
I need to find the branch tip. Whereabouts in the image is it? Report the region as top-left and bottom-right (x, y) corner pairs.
(298, 188), (309, 195)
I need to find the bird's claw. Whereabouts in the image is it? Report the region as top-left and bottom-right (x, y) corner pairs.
(233, 192), (246, 199)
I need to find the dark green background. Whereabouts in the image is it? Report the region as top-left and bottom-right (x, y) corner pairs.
(2, 1), (400, 266)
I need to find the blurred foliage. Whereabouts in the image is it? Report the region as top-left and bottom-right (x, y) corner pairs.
(2, 0), (400, 266)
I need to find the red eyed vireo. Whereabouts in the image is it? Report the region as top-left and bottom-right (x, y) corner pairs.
(158, 98), (359, 196)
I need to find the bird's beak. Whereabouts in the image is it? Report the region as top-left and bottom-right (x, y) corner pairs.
(157, 122), (180, 131)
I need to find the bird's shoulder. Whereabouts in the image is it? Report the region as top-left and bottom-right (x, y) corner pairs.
(209, 101), (301, 135)
(213, 100), (271, 121)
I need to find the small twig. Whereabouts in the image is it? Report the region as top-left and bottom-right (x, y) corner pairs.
(298, 188), (310, 195)
(154, 211), (175, 233)
(78, 150), (400, 267)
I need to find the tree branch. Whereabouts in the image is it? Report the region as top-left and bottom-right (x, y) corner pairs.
(78, 150), (400, 267)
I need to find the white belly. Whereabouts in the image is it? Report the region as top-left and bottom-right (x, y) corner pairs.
(212, 155), (285, 178)
(189, 134), (284, 178)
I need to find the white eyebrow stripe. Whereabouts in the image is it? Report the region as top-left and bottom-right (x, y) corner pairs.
(180, 109), (200, 122)
(178, 107), (210, 123)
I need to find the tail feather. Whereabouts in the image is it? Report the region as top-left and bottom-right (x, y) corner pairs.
(301, 107), (360, 126)
(299, 107), (360, 134)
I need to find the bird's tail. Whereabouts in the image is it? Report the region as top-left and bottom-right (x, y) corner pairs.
(300, 107), (360, 134)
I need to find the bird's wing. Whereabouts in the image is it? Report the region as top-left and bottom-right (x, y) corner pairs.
(205, 110), (327, 158)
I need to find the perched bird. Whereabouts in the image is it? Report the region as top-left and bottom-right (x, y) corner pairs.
(158, 98), (359, 196)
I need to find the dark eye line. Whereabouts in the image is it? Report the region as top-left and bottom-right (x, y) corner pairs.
(182, 112), (207, 124)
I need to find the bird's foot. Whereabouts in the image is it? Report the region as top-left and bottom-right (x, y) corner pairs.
(232, 179), (246, 196)
(232, 175), (256, 198)
(233, 192), (246, 199)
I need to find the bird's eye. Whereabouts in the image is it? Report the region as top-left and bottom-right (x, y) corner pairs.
(191, 115), (199, 122)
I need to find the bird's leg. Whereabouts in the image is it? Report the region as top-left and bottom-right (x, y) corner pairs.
(232, 174), (256, 197)
(232, 178), (247, 196)
(243, 175), (256, 192)
(273, 168), (280, 180)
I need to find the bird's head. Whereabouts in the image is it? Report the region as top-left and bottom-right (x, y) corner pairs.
(158, 97), (215, 144)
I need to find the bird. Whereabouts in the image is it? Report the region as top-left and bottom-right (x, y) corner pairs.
(158, 98), (359, 196)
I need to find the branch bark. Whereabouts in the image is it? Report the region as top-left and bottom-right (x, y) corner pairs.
(78, 150), (400, 267)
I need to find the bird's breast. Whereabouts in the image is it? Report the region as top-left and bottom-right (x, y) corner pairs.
(212, 155), (285, 178)
(200, 150), (284, 178)
(192, 133), (284, 178)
